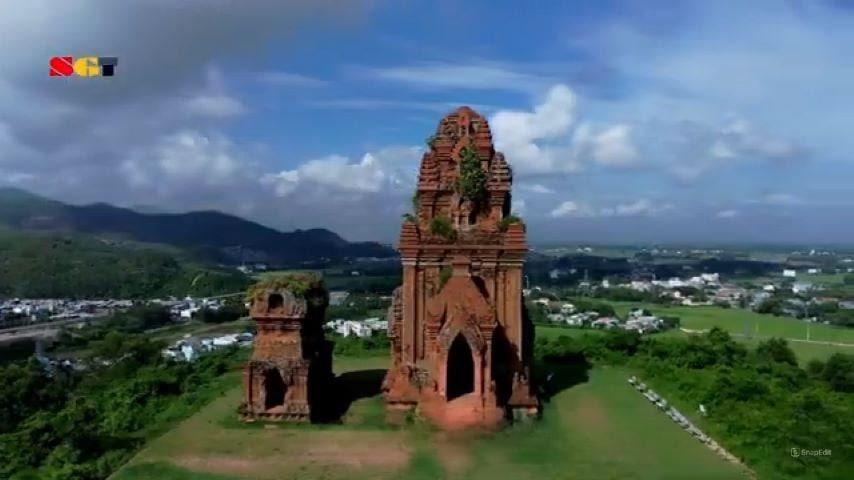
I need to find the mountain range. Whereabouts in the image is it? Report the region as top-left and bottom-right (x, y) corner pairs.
(0, 188), (396, 265)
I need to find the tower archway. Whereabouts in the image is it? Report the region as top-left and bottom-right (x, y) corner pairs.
(492, 327), (513, 406)
(446, 334), (475, 401)
(264, 368), (287, 410)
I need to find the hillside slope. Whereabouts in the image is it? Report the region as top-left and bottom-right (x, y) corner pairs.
(0, 188), (395, 265)
(0, 229), (249, 298)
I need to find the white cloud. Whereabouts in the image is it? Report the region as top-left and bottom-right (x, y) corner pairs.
(716, 209), (739, 218)
(309, 98), (499, 113)
(273, 154), (385, 194)
(491, 84), (641, 175)
(183, 94), (247, 118)
(262, 146), (421, 197)
(589, 124), (639, 167)
(368, 61), (553, 93)
(512, 198), (527, 216)
(550, 201), (590, 218)
(260, 170), (300, 197)
(120, 131), (250, 197)
(520, 183), (555, 194)
(761, 193), (805, 206)
(665, 117), (803, 182)
(550, 198), (675, 219)
(256, 71), (329, 87)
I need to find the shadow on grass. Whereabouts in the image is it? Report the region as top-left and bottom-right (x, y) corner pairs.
(535, 352), (592, 403)
(221, 368), (390, 430)
(312, 368), (387, 424)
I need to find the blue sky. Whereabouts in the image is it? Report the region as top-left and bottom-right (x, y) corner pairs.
(1, 0), (853, 244)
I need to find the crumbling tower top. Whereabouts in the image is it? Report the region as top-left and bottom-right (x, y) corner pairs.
(408, 106), (522, 248)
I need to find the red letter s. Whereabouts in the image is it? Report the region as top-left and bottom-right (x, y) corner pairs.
(49, 57), (74, 76)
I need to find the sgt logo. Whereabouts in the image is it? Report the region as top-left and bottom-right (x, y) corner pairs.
(49, 57), (118, 77)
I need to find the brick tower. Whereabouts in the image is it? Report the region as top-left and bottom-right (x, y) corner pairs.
(382, 106), (538, 429)
(241, 277), (332, 422)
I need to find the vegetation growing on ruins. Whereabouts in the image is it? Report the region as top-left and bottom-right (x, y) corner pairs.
(499, 214), (524, 232)
(245, 273), (324, 303)
(428, 216), (456, 241)
(456, 144), (487, 204)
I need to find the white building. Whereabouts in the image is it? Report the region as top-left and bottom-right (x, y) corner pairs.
(591, 317), (619, 329)
(700, 273), (720, 283)
(533, 298), (550, 307)
(333, 320), (374, 338)
(329, 291), (350, 306)
(783, 269), (797, 278)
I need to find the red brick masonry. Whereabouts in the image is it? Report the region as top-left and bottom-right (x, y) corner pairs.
(240, 286), (332, 422)
(382, 107), (539, 429)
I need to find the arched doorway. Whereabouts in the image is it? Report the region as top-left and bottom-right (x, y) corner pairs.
(268, 293), (284, 310)
(446, 334), (474, 401)
(491, 328), (513, 406)
(264, 368), (286, 409)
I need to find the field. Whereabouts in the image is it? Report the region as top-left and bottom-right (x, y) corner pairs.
(111, 355), (749, 480)
(541, 301), (854, 364)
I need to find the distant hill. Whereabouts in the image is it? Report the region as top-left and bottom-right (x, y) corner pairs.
(0, 188), (396, 265)
(0, 230), (250, 298)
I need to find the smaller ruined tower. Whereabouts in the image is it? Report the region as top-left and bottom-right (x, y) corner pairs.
(241, 275), (332, 422)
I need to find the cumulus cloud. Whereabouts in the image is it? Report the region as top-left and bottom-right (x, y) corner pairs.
(549, 201), (590, 218)
(263, 146), (421, 197)
(124, 131), (243, 187)
(661, 117), (804, 183)
(490, 84), (640, 175)
(550, 198), (674, 219)
(519, 183), (555, 194)
(587, 124), (639, 167)
(0, 0), (385, 236)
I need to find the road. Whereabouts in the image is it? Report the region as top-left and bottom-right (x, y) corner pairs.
(0, 316), (104, 343)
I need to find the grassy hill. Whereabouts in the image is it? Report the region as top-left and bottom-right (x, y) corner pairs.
(0, 188), (395, 265)
(0, 229), (249, 298)
(112, 356), (749, 480)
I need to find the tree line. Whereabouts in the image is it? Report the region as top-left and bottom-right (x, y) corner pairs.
(534, 329), (854, 480)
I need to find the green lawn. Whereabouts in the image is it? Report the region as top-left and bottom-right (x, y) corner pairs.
(576, 299), (854, 343)
(536, 317), (853, 365)
(112, 355), (749, 480)
(647, 305), (854, 343)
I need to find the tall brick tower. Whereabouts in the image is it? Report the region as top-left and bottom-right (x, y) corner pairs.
(241, 276), (332, 422)
(382, 107), (538, 429)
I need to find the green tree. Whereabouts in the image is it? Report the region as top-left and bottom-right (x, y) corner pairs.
(821, 353), (854, 392)
(756, 338), (798, 366)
